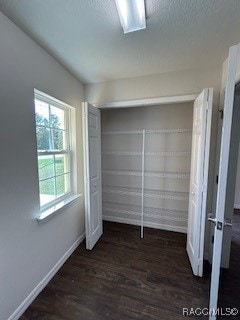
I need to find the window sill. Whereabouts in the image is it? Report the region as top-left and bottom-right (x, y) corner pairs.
(37, 194), (82, 223)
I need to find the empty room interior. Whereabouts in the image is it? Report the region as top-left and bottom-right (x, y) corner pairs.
(1, 1), (240, 319)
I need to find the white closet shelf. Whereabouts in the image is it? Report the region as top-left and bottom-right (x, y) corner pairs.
(147, 151), (191, 156)
(103, 202), (187, 222)
(146, 171), (190, 179)
(102, 130), (142, 135)
(102, 151), (191, 156)
(146, 129), (192, 134)
(102, 128), (192, 135)
(103, 169), (141, 176)
(102, 151), (142, 156)
(102, 186), (189, 201)
(101, 126), (191, 236)
(103, 202), (188, 216)
(102, 129), (192, 135)
(102, 169), (190, 179)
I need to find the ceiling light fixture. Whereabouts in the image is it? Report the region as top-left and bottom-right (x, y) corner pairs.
(115, 0), (146, 34)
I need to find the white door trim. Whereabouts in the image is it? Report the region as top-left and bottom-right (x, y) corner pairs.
(96, 94), (198, 109)
(209, 44), (239, 320)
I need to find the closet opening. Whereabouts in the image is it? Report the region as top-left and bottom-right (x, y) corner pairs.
(83, 89), (213, 277)
(101, 103), (193, 239)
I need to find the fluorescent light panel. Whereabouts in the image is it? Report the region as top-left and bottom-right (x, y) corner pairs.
(115, 0), (146, 34)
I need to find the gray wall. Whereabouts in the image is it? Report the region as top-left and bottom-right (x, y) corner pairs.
(85, 66), (221, 105)
(0, 12), (85, 320)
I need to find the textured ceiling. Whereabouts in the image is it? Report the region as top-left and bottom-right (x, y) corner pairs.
(1, 0), (240, 84)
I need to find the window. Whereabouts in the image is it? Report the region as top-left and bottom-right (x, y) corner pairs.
(34, 90), (72, 210)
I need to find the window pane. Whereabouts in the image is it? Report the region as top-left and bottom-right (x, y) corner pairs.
(56, 174), (70, 197)
(35, 99), (49, 126)
(35, 93), (72, 208)
(38, 155), (54, 180)
(39, 178), (56, 206)
(50, 105), (65, 129)
(55, 154), (68, 175)
(51, 129), (66, 150)
(36, 127), (51, 151)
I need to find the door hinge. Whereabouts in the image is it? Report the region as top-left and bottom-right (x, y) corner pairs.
(216, 175), (219, 184)
(83, 106), (88, 119)
(219, 109), (224, 119)
(197, 258), (202, 267)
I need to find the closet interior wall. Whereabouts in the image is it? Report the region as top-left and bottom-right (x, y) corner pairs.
(101, 103), (193, 234)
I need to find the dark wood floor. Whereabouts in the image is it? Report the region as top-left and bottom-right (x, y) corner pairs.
(20, 222), (211, 319)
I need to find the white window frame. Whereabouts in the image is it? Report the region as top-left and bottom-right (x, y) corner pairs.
(34, 89), (77, 218)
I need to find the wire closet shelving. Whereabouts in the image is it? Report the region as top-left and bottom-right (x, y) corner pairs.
(102, 129), (192, 238)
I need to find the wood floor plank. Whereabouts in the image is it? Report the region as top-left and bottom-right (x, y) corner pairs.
(19, 221), (224, 319)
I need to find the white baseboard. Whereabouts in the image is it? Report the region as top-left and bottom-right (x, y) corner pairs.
(234, 204), (240, 209)
(8, 232), (85, 320)
(103, 215), (187, 234)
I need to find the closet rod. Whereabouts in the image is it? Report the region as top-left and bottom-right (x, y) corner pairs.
(141, 129), (145, 239)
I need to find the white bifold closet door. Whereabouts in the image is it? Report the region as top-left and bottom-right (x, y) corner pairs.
(187, 88), (213, 277)
(82, 102), (102, 250)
